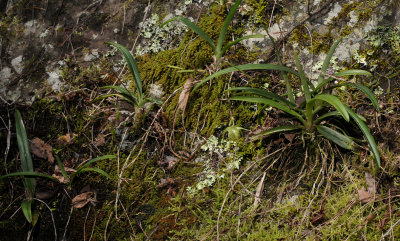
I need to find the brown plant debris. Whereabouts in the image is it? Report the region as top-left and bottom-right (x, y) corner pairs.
(56, 133), (77, 145)
(30, 137), (55, 164)
(72, 192), (95, 209)
(178, 76), (194, 118)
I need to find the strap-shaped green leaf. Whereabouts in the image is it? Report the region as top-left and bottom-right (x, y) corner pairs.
(75, 168), (111, 179)
(21, 200), (33, 223)
(231, 96), (305, 124)
(161, 16), (215, 51)
(307, 94), (350, 122)
(72, 155), (116, 179)
(92, 93), (138, 107)
(0, 171), (58, 181)
(317, 38), (342, 85)
(329, 83), (379, 111)
(228, 87), (296, 107)
(99, 85), (139, 105)
(194, 64), (299, 91)
(55, 155), (69, 180)
(266, 31), (295, 102)
(106, 42), (143, 97)
(294, 51), (311, 102)
(316, 125), (355, 150)
(345, 106), (381, 167)
(335, 69), (371, 77)
(251, 125), (302, 140)
(266, 30), (295, 103)
(216, 0), (243, 59)
(15, 109), (35, 197)
(314, 69), (371, 94)
(222, 34), (264, 55)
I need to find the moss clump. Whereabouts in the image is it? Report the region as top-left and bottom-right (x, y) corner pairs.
(137, 3), (259, 136)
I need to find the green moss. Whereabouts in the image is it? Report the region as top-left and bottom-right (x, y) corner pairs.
(137, 4), (258, 136)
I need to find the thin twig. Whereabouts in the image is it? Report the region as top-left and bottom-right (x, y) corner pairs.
(34, 198), (57, 241)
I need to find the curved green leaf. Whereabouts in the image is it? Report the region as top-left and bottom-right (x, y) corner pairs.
(266, 30), (295, 102)
(317, 38), (342, 85)
(316, 125), (355, 150)
(0, 171), (58, 181)
(194, 64), (299, 91)
(216, 0), (243, 59)
(74, 168), (111, 180)
(335, 69), (372, 77)
(231, 96), (305, 124)
(106, 42), (143, 97)
(73, 155), (116, 179)
(251, 125), (302, 140)
(294, 51), (311, 102)
(161, 16), (215, 51)
(345, 107), (381, 167)
(222, 34), (264, 54)
(314, 69), (371, 94)
(21, 200), (33, 223)
(330, 83), (379, 111)
(55, 155), (68, 180)
(92, 94), (137, 106)
(15, 109), (35, 197)
(307, 95), (349, 122)
(228, 87), (296, 107)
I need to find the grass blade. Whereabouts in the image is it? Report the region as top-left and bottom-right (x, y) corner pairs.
(314, 69), (371, 94)
(162, 16), (215, 51)
(317, 37), (342, 85)
(345, 106), (381, 167)
(222, 34), (264, 54)
(331, 83), (379, 111)
(316, 125), (355, 150)
(0, 171), (58, 181)
(294, 51), (311, 102)
(72, 155), (116, 180)
(335, 69), (372, 77)
(251, 125), (302, 140)
(55, 155), (69, 180)
(21, 200), (33, 223)
(15, 110), (35, 197)
(193, 64), (299, 91)
(215, 0), (243, 59)
(106, 42), (143, 97)
(307, 95), (350, 122)
(231, 96), (305, 124)
(228, 87), (296, 107)
(266, 31), (295, 103)
(76, 168), (111, 179)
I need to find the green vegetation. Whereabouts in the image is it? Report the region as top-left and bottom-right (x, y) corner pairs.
(2, 0), (400, 240)
(162, 0), (263, 63)
(197, 37), (381, 167)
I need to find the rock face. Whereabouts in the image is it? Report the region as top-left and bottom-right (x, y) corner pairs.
(0, 0), (398, 103)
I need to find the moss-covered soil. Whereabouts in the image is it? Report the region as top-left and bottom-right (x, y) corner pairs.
(1, 0), (400, 240)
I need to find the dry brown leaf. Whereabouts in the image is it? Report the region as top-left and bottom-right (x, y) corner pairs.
(52, 173), (69, 184)
(56, 133), (77, 145)
(178, 76), (194, 118)
(253, 172), (266, 210)
(94, 133), (105, 147)
(358, 187), (373, 203)
(284, 133), (295, 143)
(158, 156), (178, 170)
(157, 177), (175, 188)
(54, 165), (76, 174)
(30, 137), (54, 164)
(365, 172), (377, 195)
(71, 192), (94, 209)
